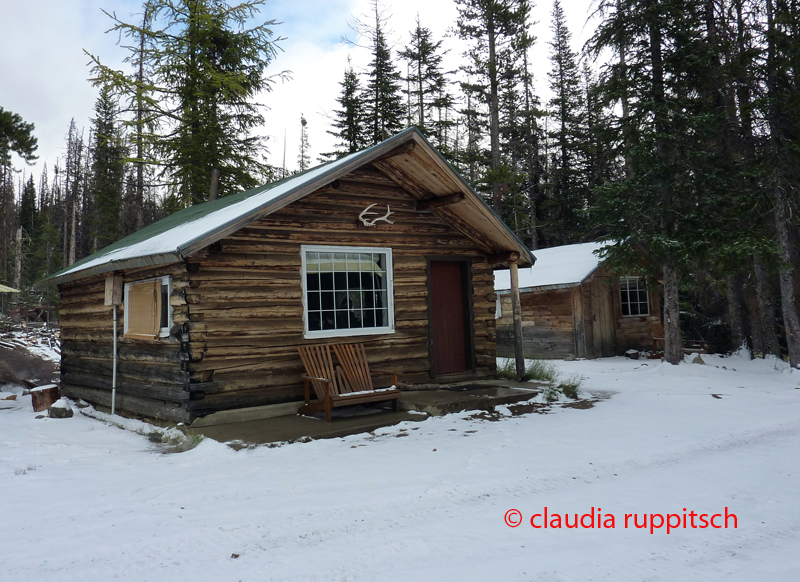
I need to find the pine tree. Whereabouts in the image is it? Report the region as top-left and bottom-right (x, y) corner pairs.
(323, 58), (366, 160)
(358, 0), (405, 145)
(455, 0), (528, 212)
(89, 0), (286, 208)
(298, 114), (311, 172)
(398, 16), (454, 149)
(0, 107), (37, 285)
(587, 0), (733, 364)
(763, 0), (800, 366)
(545, 0), (585, 245)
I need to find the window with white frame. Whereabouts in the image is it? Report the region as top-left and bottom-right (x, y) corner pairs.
(619, 276), (649, 316)
(123, 276), (172, 340)
(301, 245), (394, 339)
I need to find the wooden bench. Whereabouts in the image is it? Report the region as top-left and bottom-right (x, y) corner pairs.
(297, 343), (401, 421)
(649, 322), (708, 357)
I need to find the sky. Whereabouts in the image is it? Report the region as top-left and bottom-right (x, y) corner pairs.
(0, 0), (597, 188)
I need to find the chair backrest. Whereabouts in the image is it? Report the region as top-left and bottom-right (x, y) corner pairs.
(298, 344), (345, 399)
(332, 343), (374, 393)
(649, 322), (665, 338)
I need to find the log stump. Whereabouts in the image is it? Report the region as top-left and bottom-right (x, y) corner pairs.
(31, 384), (60, 412)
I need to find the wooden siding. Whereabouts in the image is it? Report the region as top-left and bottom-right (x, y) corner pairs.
(497, 287), (575, 358)
(59, 163), (499, 421)
(497, 267), (663, 359)
(184, 165), (496, 415)
(59, 263), (191, 423)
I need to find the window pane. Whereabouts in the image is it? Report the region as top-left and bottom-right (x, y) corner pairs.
(160, 283), (169, 328)
(308, 292), (320, 311)
(307, 273), (320, 291)
(320, 273), (333, 291)
(363, 310), (375, 327)
(321, 291), (335, 310)
(321, 311), (336, 330)
(308, 313), (322, 331)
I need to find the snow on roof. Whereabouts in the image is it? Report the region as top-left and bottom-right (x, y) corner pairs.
(37, 133), (398, 288)
(494, 241), (608, 292)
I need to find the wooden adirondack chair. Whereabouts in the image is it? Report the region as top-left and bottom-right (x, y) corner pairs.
(649, 322), (708, 357)
(297, 343), (401, 421)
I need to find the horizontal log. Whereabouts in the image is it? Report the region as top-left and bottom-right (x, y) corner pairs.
(62, 384), (190, 424)
(62, 358), (188, 384)
(62, 371), (190, 404)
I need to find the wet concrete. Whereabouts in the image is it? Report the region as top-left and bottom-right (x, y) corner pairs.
(193, 381), (545, 446)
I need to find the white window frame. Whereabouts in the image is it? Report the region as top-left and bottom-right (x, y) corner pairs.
(300, 244), (395, 339)
(619, 275), (650, 317)
(123, 275), (173, 339)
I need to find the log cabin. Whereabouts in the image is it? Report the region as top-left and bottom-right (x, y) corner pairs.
(495, 242), (662, 359)
(36, 128), (533, 424)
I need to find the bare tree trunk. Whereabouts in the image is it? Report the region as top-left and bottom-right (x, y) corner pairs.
(754, 255), (781, 357)
(726, 273), (749, 354)
(663, 264), (683, 364)
(773, 187), (800, 367)
(487, 11), (502, 213)
(13, 227), (22, 289)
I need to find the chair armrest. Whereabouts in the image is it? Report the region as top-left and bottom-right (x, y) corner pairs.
(301, 375), (331, 384)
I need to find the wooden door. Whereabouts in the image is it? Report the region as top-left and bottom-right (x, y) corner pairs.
(429, 261), (469, 375)
(590, 276), (616, 357)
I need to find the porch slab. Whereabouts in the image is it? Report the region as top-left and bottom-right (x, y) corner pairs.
(400, 382), (544, 416)
(192, 381), (545, 446)
(193, 407), (427, 446)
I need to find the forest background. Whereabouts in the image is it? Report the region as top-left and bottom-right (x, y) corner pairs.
(1, 0), (798, 366)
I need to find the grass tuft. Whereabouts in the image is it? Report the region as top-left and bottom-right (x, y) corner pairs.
(497, 358), (559, 383)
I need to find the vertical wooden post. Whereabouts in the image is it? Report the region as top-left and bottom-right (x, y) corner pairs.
(509, 260), (525, 382)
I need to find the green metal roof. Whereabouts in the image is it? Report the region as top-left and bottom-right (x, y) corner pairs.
(37, 128), (533, 289)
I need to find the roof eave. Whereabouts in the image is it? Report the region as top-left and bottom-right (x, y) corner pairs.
(34, 252), (183, 289)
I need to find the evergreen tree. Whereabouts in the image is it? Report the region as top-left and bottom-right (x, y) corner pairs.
(545, 0), (585, 245)
(89, 86), (126, 251)
(298, 114), (311, 172)
(0, 107), (37, 285)
(455, 0), (529, 212)
(358, 0), (405, 145)
(587, 0), (733, 363)
(761, 0), (800, 366)
(398, 16), (454, 149)
(89, 0), (286, 207)
(323, 58), (366, 160)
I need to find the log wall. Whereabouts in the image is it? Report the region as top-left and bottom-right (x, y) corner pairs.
(60, 164), (499, 421)
(184, 166), (497, 415)
(59, 263), (191, 423)
(497, 269), (663, 359)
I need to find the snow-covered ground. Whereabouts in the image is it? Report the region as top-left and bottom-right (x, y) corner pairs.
(1, 353), (799, 581)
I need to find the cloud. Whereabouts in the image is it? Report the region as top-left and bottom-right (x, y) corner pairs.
(1, 0), (596, 188)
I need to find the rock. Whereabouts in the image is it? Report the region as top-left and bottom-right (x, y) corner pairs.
(48, 399), (73, 418)
(564, 354), (575, 361)
(74, 399), (91, 409)
(692, 355), (705, 365)
(625, 349), (640, 360)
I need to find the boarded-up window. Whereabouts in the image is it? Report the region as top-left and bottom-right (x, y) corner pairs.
(124, 277), (171, 339)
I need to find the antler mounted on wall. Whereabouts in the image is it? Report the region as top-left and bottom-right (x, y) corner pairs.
(358, 203), (394, 227)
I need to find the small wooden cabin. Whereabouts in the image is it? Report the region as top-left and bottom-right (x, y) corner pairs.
(495, 242), (661, 359)
(37, 128), (533, 424)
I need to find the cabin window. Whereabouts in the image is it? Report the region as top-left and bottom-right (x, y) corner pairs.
(123, 276), (172, 340)
(301, 245), (394, 339)
(619, 276), (649, 316)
